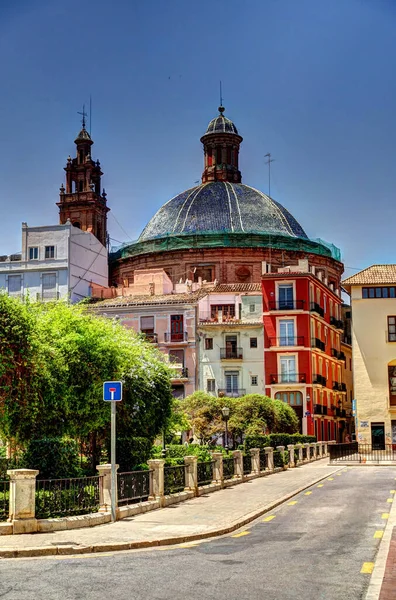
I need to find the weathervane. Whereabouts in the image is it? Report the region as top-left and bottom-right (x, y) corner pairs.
(77, 104), (88, 129)
(219, 81), (224, 113)
(265, 153), (275, 197)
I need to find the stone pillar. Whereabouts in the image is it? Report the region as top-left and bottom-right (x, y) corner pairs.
(310, 443), (317, 461)
(303, 443), (310, 461)
(295, 443), (303, 463)
(276, 446), (285, 469)
(184, 456), (198, 495)
(232, 450), (243, 479)
(323, 442), (328, 456)
(250, 448), (260, 474)
(316, 442), (322, 458)
(7, 469), (39, 534)
(97, 463), (119, 512)
(287, 444), (295, 467)
(265, 447), (274, 472)
(148, 459), (165, 505)
(211, 452), (223, 484)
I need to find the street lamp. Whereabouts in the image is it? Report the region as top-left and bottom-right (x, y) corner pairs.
(221, 406), (230, 452)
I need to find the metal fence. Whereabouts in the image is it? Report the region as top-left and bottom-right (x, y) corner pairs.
(223, 456), (234, 480)
(197, 461), (214, 486)
(309, 446), (315, 459)
(164, 465), (186, 495)
(243, 454), (251, 475)
(329, 443), (396, 463)
(118, 470), (152, 506)
(0, 480), (9, 521)
(35, 475), (101, 519)
(259, 449), (268, 471)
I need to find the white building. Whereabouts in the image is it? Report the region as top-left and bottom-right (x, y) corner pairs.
(197, 284), (264, 397)
(0, 221), (108, 303)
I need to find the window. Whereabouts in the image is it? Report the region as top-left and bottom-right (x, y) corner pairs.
(274, 391), (302, 406)
(205, 338), (213, 350)
(279, 319), (295, 345)
(278, 284), (294, 309)
(169, 349), (184, 365)
(225, 371), (239, 394)
(323, 295), (327, 314)
(388, 316), (396, 342)
(45, 246), (55, 259)
(8, 275), (21, 296)
(249, 304), (256, 313)
(170, 315), (184, 341)
(207, 379), (216, 393)
(363, 287), (396, 299)
(42, 273), (56, 299)
(211, 304), (235, 319)
(140, 316), (154, 335)
(29, 247), (38, 260)
(250, 337), (258, 348)
(193, 266), (214, 282)
(280, 356), (296, 383)
(251, 375), (258, 386)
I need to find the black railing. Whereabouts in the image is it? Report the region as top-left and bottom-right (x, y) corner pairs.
(329, 443), (396, 462)
(310, 302), (325, 318)
(331, 348), (339, 358)
(314, 404), (325, 415)
(259, 449), (268, 471)
(117, 470), (151, 506)
(164, 465), (186, 494)
(223, 456), (234, 480)
(338, 351), (346, 361)
(220, 347), (243, 359)
(312, 338), (326, 351)
(0, 480), (9, 521)
(341, 382), (347, 392)
(35, 475), (100, 519)
(268, 300), (305, 311)
(330, 316), (344, 330)
(340, 409), (346, 418)
(273, 450), (285, 468)
(328, 442), (359, 462)
(164, 331), (188, 343)
(218, 388), (246, 397)
(243, 454), (251, 475)
(309, 446), (315, 459)
(313, 374), (327, 386)
(270, 373), (306, 384)
(268, 336), (305, 347)
(333, 381), (342, 391)
(197, 461), (214, 486)
(142, 332), (158, 343)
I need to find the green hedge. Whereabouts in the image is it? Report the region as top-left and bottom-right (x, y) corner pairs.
(110, 437), (153, 472)
(151, 444), (220, 466)
(273, 450), (289, 468)
(23, 438), (81, 479)
(244, 433), (316, 451)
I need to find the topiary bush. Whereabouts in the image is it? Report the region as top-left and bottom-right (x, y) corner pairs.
(23, 437), (81, 479)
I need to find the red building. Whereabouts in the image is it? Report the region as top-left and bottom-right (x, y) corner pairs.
(262, 259), (347, 440)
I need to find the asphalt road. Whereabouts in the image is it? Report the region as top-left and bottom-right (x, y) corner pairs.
(0, 467), (394, 600)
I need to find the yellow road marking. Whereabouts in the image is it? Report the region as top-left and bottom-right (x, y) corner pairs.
(304, 491), (312, 495)
(317, 484), (324, 488)
(263, 515), (276, 522)
(382, 513), (390, 519)
(360, 562), (374, 574)
(387, 498), (393, 503)
(374, 531), (384, 539)
(390, 490), (396, 494)
(232, 531), (250, 538)
(179, 543), (199, 548)
(288, 501), (298, 505)
(336, 473), (341, 476)
(328, 477), (334, 481)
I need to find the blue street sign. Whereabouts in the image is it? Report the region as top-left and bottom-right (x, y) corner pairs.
(103, 381), (122, 402)
(352, 398), (356, 416)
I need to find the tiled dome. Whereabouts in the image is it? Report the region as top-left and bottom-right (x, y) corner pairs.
(203, 107), (239, 136)
(138, 182), (307, 241)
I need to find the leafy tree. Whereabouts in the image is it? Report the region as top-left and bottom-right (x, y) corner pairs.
(228, 394), (277, 439)
(271, 399), (299, 434)
(179, 392), (229, 443)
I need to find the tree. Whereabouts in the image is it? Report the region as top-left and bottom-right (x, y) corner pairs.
(271, 399), (299, 434)
(228, 394), (277, 439)
(179, 392), (228, 443)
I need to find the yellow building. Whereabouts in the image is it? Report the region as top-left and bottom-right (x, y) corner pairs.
(343, 265), (396, 448)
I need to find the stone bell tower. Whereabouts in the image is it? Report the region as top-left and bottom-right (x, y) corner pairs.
(57, 110), (109, 247)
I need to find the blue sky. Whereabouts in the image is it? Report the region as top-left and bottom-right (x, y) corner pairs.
(1, 0), (396, 278)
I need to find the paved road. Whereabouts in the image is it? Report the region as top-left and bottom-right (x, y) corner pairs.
(0, 467), (394, 600)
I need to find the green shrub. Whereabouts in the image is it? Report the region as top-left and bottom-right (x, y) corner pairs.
(244, 434), (270, 450)
(244, 433), (316, 452)
(23, 437), (81, 479)
(273, 450), (289, 468)
(151, 444), (215, 465)
(110, 437), (153, 472)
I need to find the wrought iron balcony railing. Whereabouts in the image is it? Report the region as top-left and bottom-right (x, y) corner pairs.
(310, 302), (325, 318)
(314, 404), (328, 415)
(311, 338), (325, 351)
(142, 332), (158, 343)
(268, 336), (305, 347)
(313, 374), (327, 386)
(218, 388), (246, 398)
(270, 373), (306, 384)
(164, 331), (188, 343)
(220, 347), (243, 360)
(330, 316), (344, 330)
(268, 300), (305, 311)
(333, 381), (343, 391)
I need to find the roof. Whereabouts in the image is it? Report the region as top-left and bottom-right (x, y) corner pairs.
(74, 127), (92, 144)
(138, 182), (308, 242)
(211, 283), (261, 293)
(91, 289), (207, 309)
(203, 111), (239, 136)
(342, 265), (396, 287)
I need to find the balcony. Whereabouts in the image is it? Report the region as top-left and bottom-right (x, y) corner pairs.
(313, 374), (327, 386)
(218, 388), (246, 398)
(330, 316), (344, 330)
(311, 338), (326, 351)
(341, 382), (347, 392)
(338, 351), (346, 362)
(340, 409), (347, 418)
(314, 404), (328, 416)
(164, 331), (188, 343)
(268, 300), (305, 311)
(331, 348), (338, 358)
(268, 336), (305, 347)
(142, 332), (158, 343)
(220, 347), (243, 360)
(171, 366), (189, 380)
(332, 381), (343, 391)
(270, 373), (306, 384)
(310, 302), (325, 318)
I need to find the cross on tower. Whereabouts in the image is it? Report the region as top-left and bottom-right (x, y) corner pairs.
(77, 105), (88, 129)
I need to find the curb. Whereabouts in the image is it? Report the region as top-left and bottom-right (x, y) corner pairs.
(0, 466), (342, 559)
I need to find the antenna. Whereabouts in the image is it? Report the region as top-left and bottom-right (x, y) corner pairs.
(89, 95), (92, 136)
(219, 80), (223, 107)
(77, 105), (87, 129)
(264, 153), (275, 197)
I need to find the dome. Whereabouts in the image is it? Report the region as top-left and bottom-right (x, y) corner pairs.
(74, 127), (92, 143)
(203, 107), (239, 136)
(138, 182), (308, 242)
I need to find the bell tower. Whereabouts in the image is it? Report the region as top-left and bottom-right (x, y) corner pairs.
(57, 110), (109, 247)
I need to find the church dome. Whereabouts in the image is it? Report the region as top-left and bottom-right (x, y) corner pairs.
(138, 182), (308, 242)
(203, 106), (239, 136)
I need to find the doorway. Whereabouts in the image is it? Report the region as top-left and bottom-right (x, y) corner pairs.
(371, 423), (385, 450)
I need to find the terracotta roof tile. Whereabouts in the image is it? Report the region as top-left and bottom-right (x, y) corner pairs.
(211, 283), (261, 293)
(91, 289), (205, 308)
(342, 265), (396, 286)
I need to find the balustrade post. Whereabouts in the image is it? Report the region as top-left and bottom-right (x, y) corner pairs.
(310, 443), (316, 461)
(316, 442), (322, 458)
(184, 456), (198, 496)
(323, 441), (328, 456)
(295, 443), (303, 463)
(232, 450), (243, 479)
(97, 463), (119, 512)
(265, 447), (274, 472)
(287, 444), (295, 467)
(7, 469), (39, 533)
(250, 448), (260, 474)
(303, 443), (310, 461)
(148, 459), (165, 505)
(276, 446), (286, 469)
(211, 452), (223, 485)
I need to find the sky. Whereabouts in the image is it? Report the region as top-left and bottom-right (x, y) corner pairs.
(1, 0), (396, 279)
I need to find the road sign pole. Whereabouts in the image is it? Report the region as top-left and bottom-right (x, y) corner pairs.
(111, 400), (117, 523)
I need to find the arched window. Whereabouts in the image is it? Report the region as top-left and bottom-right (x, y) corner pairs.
(274, 391), (303, 406)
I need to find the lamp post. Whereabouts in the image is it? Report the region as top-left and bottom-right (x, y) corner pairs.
(221, 406), (230, 452)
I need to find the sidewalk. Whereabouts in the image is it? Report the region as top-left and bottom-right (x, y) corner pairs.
(0, 459), (340, 558)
